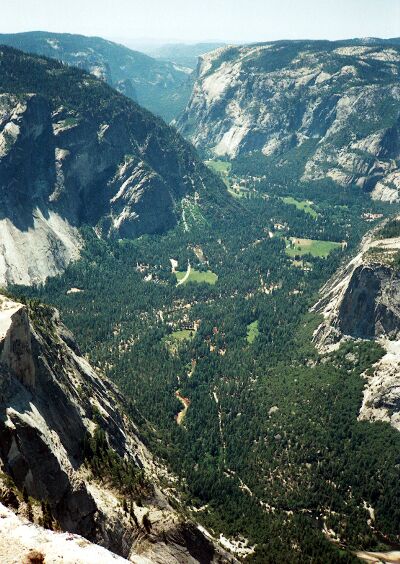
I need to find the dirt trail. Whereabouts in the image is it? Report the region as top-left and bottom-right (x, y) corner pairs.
(213, 389), (226, 464)
(176, 262), (191, 286)
(175, 390), (190, 425)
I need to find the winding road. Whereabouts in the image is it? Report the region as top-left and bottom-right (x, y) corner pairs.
(176, 262), (191, 286)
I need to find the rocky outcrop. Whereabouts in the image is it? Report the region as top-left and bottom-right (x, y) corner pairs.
(0, 294), (232, 563)
(0, 298), (35, 388)
(312, 222), (400, 432)
(0, 92), (83, 285)
(0, 32), (192, 122)
(177, 40), (400, 197)
(0, 502), (130, 564)
(312, 227), (400, 349)
(337, 264), (400, 340)
(0, 47), (223, 285)
(358, 340), (400, 431)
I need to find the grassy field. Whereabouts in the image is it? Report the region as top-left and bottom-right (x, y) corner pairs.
(170, 329), (194, 342)
(281, 197), (318, 219)
(285, 237), (342, 258)
(175, 269), (218, 285)
(205, 159), (232, 175)
(246, 320), (259, 343)
(205, 159), (253, 199)
(205, 159), (232, 191)
(164, 329), (194, 353)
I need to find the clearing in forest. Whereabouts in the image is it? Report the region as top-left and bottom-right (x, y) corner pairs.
(285, 237), (342, 258)
(205, 159), (235, 193)
(281, 196), (318, 219)
(175, 269), (218, 285)
(170, 329), (194, 342)
(164, 329), (195, 353)
(205, 159), (252, 199)
(246, 320), (259, 343)
(205, 159), (232, 177)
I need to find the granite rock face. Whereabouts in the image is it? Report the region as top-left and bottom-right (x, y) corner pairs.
(0, 503), (130, 564)
(312, 224), (400, 432)
(177, 40), (400, 198)
(337, 264), (400, 340)
(0, 47), (221, 285)
(0, 301), (35, 389)
(0, 294), (232, 563)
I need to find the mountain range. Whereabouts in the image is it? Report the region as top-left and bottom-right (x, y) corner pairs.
(145, 42), (227, 69)
(0, 32), (193, 121)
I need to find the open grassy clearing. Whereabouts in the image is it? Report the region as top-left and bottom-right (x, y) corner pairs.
(281, 196), (318, 218)
(175, 269), (218, 285)
(285, 237), (342, 258)
(205, 159), (232, 176)
(205, 159), (233, 192)
(246, 320), (259, 343)
(170, 329), (194, 342)
(205, 159), (254, 199)
(164, 329), (195, 353)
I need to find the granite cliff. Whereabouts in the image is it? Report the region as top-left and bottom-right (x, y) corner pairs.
(0, 293), (232, 563)
(0, 46), (226, 285)
(177, 39), (400, 199)
(312, 219), (400, 431)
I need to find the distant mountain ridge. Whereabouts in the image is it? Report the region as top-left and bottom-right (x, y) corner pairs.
(0, 31), (192, 121)
(177, 38), (400, 200)
(146, 42), (227, 69)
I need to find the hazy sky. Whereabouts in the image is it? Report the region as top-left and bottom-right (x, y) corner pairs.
(1, 0), (399, 44)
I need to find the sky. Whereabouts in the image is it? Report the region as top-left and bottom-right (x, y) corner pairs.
(1, 0), (399, 45)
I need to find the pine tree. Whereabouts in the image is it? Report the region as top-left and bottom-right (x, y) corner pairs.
(41, 499), (53, 530)
(27, 502), (33, 522)
(142, 513), (152, 532)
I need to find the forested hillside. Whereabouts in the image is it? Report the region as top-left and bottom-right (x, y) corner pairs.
(0, 46), (231, 285)
(0, 31), (192, 121)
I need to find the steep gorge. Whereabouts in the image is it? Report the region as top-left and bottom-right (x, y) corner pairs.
(0, 32), (193, 122)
